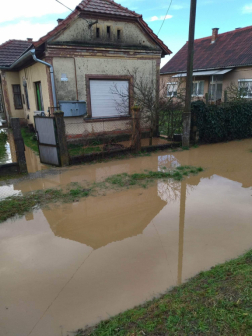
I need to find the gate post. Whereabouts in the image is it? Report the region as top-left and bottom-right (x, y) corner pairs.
(54, 111), (69, 166)
(11, 118), (27, 173)
(131, 106), (141, 153)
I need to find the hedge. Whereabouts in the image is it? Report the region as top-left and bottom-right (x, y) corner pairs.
(191, 100), (252, 143)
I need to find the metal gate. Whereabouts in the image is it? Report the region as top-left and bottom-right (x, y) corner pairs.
(34, 116), (60, 166)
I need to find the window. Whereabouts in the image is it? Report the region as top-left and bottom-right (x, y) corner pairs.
(209, 76), (222, 101)
(96, 27), (100, 38)
(23, 81), (30, 109)
(238, 79), (252, 98)
(167, 82), (178, 97)
(192, 81), (204, 96)
(89, 79), (129, 118)
(12, 85), (23, 109)
(34, 82), (44, 111)
(117, 29), (121, 40)
(107, 26), (111, 39)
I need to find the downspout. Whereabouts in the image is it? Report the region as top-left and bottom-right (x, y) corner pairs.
(30, 49), (57, 108)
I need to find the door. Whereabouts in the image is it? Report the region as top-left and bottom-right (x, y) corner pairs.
(34, 116), (60, 166)
(35, 82), (44, 111)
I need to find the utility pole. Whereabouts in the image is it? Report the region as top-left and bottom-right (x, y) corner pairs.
(182, 0), (197, 147)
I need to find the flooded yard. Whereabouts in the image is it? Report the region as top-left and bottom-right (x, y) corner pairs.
(1, 139), (252, 336)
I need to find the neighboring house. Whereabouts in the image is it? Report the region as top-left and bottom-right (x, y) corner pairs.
(160, 26), (252, 103)
(0, 0), (171, 138)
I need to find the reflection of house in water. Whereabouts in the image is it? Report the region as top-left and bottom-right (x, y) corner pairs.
(42, 186), (166, 249)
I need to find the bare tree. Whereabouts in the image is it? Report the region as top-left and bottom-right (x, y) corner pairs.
(225, 81), (249, 102)
(111, 69), (186, 145)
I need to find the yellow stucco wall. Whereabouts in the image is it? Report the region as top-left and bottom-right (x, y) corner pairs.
(19, 62), (51, 125)
(223, 67), (252, 94)
(4, 71), (24, 119)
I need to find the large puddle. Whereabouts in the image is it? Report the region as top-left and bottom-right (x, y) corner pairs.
(1, 139), (252, 336)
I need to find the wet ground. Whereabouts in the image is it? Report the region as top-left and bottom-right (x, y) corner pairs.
(1, 139), (252, 336)
(0, 129), (13, 164)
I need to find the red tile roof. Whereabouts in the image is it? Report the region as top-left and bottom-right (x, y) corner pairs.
(161, 25), (252, 74)
(34, 0), (171, 55)
(76, 0), (140, 17)
(0, 40), (32, 67)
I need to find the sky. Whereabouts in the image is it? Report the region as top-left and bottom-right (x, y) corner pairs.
(0, 0), (252, 67)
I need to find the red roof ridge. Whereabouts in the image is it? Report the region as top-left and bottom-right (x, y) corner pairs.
(77, 0), (141, 17)
(193, 25), (252, 43)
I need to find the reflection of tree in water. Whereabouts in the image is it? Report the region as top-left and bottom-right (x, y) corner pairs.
(157, 154), (195, 204)
(158, 154), (180, 170)
(158, 180), (194, 204)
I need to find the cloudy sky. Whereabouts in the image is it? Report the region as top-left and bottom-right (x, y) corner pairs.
(0, 0), (252, 66)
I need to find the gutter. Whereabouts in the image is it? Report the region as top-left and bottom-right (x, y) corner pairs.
(0, 49), (57, 108)
(30, 49), (57, 108)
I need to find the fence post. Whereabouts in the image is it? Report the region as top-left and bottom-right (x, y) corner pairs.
(11, 118), (27, 173)
(131, 106), (141, 153)
(54, 111), (70, 166)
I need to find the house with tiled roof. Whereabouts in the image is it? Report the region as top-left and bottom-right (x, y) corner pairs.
(0, 0), (171, 138)
(160, 26), (252, 102)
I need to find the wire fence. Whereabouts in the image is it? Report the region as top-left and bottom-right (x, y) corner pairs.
(159, 110), (183, 140)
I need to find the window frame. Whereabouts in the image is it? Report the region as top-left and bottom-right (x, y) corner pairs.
(12, 84), (23, 110)
(238, 79), (252, 98)
(85, 74), (133, 120)
(192, 80), (204, 97)
(23, 81), (30, 110)
(167, 82), (178, 97)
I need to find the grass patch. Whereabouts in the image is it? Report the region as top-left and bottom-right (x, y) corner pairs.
(21, 127), (39, 154)
(0, 165), (203, 223)
(68, 144), (102, 156)
(0, 130), (8, 161)
(77, 250), (252, 336)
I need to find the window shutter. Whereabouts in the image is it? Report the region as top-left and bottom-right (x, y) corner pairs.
(90, 80), (129, 118)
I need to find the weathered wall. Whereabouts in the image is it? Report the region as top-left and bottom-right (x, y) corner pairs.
(53, 55), (156, 136)
(19, 62), (51, 125)
(53, 57), (77, 101)
(2, 71), (24, 119)
(52, 18), (160, 51)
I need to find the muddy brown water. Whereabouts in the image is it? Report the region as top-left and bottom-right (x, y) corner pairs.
(1, 139), (252, 336)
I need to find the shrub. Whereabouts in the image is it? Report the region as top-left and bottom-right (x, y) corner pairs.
(191, 100), (252, 143)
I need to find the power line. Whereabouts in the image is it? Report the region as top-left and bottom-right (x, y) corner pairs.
(55, 0), (73, 12)
(55, 0), (98, 27)
(157, 0), (173, 36)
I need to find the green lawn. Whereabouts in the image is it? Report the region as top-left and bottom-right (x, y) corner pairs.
(21, 127), (39, 154)
(78, 250), (252, 336)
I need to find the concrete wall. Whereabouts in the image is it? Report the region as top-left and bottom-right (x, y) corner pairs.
(52, 18), (160, 51)
(19, 62), (51, 126)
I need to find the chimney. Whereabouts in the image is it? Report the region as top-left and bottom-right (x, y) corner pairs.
(211, 28), (219, 43)
(27, 38), (33, 42)
(57, 19), (63, 25)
